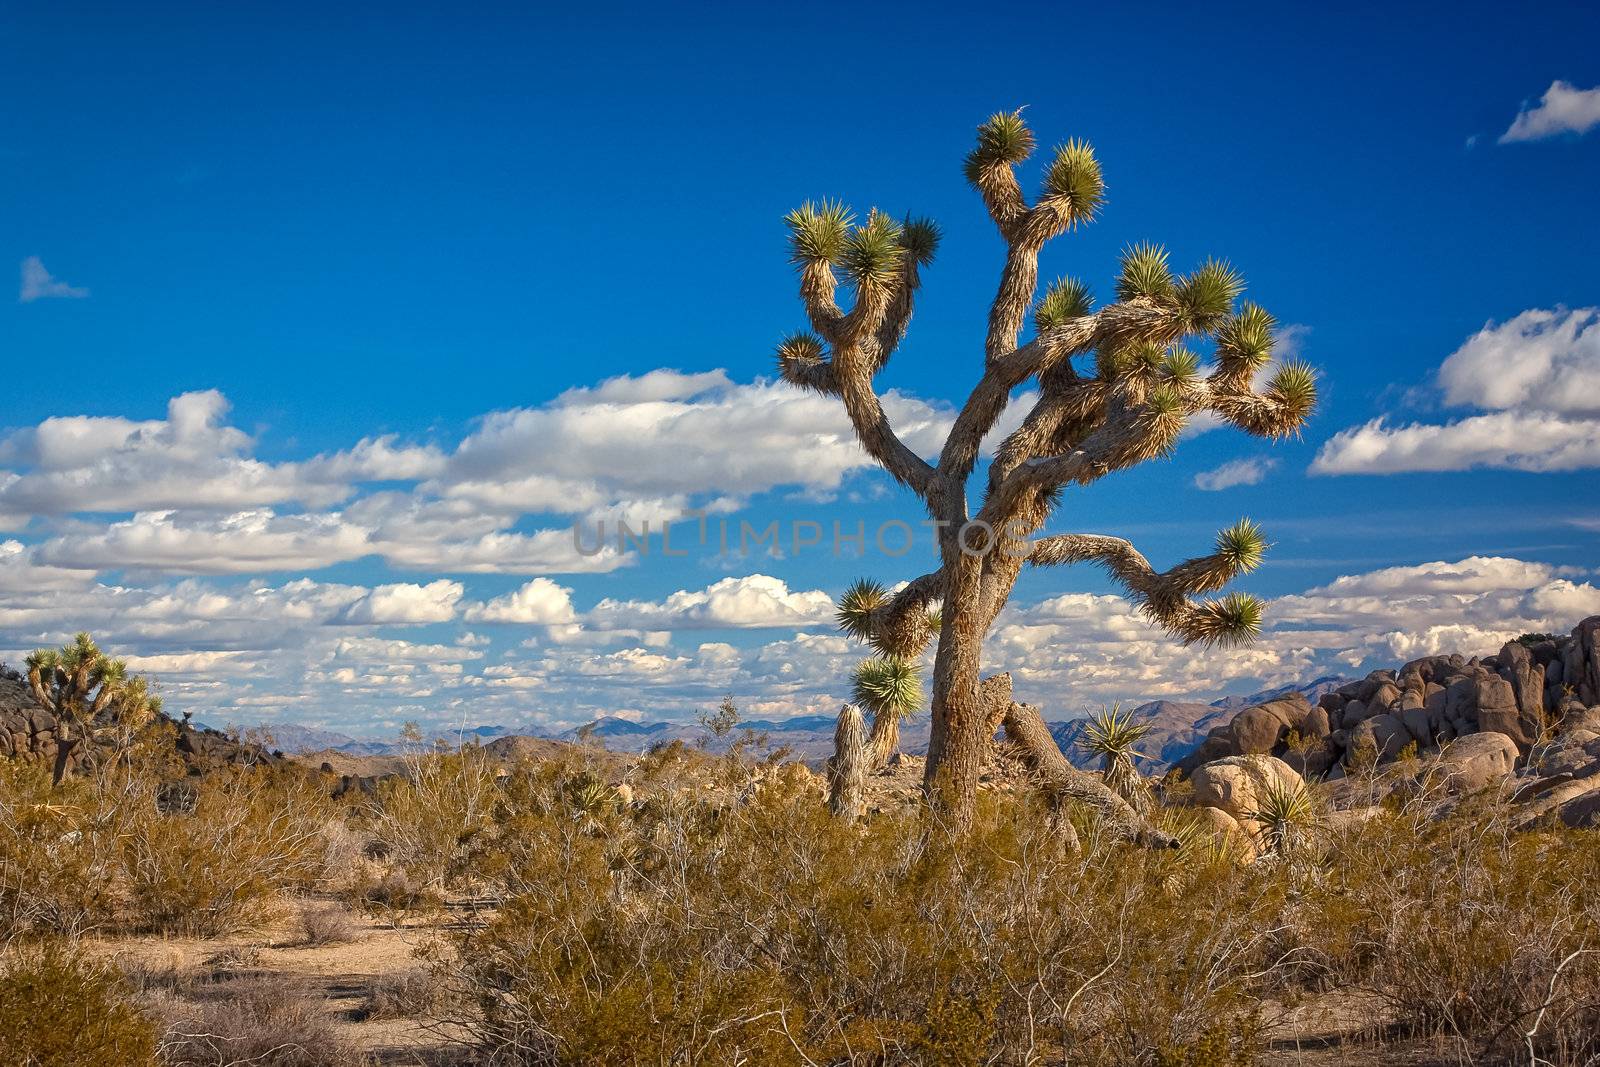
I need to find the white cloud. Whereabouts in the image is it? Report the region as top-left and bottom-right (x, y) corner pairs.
(464, 577), (577, 624)
(1500, 80), (1600, 143)
(585, 574), (835, 631)
(1436, 308), (1600, 414)
(36, 509), (372, 575)
(336, 580), (463, 624)
(1193, 456), (1277, 491)
(1315, 308), (1600, 474)
(19, 256), (88, 302)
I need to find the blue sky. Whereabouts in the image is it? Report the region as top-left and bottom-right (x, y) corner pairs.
(2, 2), (1598, 736)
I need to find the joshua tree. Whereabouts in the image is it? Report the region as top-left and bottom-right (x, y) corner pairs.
(850, 652), (923, 772)
(1077, 702), (1153, 814)
(827, 703), (867, 820)
(780, 110), (1314, 830)
(25, 632), (161, 785)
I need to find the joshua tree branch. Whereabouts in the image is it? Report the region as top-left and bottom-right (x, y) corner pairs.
(1002, 702), (1177, 848)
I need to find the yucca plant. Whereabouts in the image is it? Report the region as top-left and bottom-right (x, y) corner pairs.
(851, 656), (923, 771)
(1077, 703), (1153, 814)
(1243, 777), (1322, 859)
(25, 633), (161, 786)
(774, 108), (1318, 829)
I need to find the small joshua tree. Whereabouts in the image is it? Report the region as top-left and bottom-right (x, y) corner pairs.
(850, 653), (923, 772)
(1077, 702), (1153, 814)
(827, 703), (867, 820)
(25, 632), (161, 785)
(780, 110), (1314, 830)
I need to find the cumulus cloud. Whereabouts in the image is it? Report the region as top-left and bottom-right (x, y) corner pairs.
(585, 574), (835, 630)
(19, 257), (88, 302)
(0, 391), (436, 517)
(464, 577), (577, 624)
(1500, 80), (1600, 143)
(1193, 456), (1277, 491)
(335, 580), (463, 624)
(1315, 308), (1600, 474)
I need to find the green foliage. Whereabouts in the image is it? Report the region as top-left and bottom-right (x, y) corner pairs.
(835, 577), (888, 642)
(1214, 302), (1276, 369)
(1214, 518), (1267, 575)
(784, 199), (852, 263)
(0, 939), (159, 1066)
(1175, 258), (1244, 333)
(850, 657), (923, 720)
(1041, 138), (1105, 222)
(1265, 359), (1318, 427)
(1162, 345), (1202, 384)
(1078, 702), (1153, 765)
(1191, 592), (1265, 647)
(1116, 241), (1175, 302)
(1034, 276), (1094, 330)
(840, 209), (905, 288)
(963, 109), (1035, 183)
(1242, 777), (1321, 857)
(899, 214), (942, 265)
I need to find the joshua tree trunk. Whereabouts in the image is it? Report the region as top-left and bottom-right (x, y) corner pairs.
(865, 708), (899, 771)
(51, 722), (77, 787)
(778, 110), (1317, 834)
(828, 705), (867, 820)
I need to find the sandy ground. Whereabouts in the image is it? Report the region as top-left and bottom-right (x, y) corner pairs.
(84, 903), (462, 1065)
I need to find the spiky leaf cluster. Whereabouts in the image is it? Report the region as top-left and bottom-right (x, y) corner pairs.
(1142, 383), (1187, 449)
(774, 331), (824, 372)
(836, 578), (888, 643)
(851, 657), (923, 720)
(1214, 302), (1276, 369)
(1162, 346), (1201, 384)
(1190, 592), (1265, 647)
(1040, 139), (1104, 225)
(1116, 242), (1175, 302)
(1266, 360), (1318, 428)
(963, 110), (1035, 183)
(899, 215), (941, 266)
(1176, 259), (1244, 333)
(1214, 518), (1266, 574)
(1034, 277), (1093, 331)
(841, 210), (905, 289)
(1077, 702), (1152, 762)
(785, 200), (853, 264)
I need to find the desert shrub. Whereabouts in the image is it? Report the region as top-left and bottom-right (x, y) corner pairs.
(363, 747), (500, 892)
(122, 769), (330, 935)
(439, 761), (1285, 1065)
(360, 968), (447, 1021)
(1288, 802), (1600, 1062)
(0, 938), (160, 1065)
(156, 976), (365, 1066)
(294, 901), (357, 946)
(0, 764), (133, 939)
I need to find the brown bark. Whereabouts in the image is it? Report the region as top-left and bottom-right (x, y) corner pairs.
(1003, 702), (1176, 848)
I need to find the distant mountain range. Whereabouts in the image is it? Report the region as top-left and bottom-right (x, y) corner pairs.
(234, 676), (1349, 771)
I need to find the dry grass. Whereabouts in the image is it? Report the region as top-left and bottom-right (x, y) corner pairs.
(293, 901), (358, 947)
(154, 976), (367, 1066)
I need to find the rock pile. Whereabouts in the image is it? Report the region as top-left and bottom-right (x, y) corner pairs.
(1174, 617), (1600, 835)
(0, 676), (282, 778)
(1177, 617), (1600, 777)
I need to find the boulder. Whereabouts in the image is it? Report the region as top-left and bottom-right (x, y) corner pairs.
(1230, 695), (1311, 754)
(1437, 732), (1519, 794)
(1558, 787), (1600, 829)
(1573, 617), (1600, 705)
(1498, 640), (1546, 723)
(1348, 713), (1410, 762)
(1190, 754), (1303, 830)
